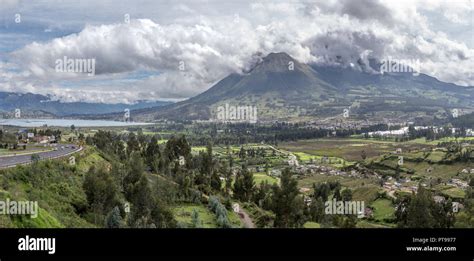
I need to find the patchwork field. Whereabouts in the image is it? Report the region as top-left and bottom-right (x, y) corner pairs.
(280, 138), (433, 161)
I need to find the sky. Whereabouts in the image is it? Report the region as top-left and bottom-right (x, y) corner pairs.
(0, 0), (473, 104)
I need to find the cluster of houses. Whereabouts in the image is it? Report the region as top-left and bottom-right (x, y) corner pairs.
(382, 177), (421, 194)
(460, 168), (474, 174)
(448, 178), (470, 189)
(367, 126), (474, 137)
(268, 159), (376, 181)
(17, 130), (56, 144)
(433, 195), (464, 212)
(307, 118), (386, 131)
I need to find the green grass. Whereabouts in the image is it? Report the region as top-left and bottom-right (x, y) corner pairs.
(11, 208), (64, 228)
(303, 222), (320, 228)
(440, 187), (466, 199)
(352, 185), (381, 204)
(77, 150), (108, 172)
(426, 151), (445, 162)
(172, 203), (242, 228)
(297, 174), (380, 194)
(371, 199), (395, 222)
(227, 210), (243, 228)
(253, 173), (278, 185)
(157, 139), (168, 144)
(293, 152), (314, 161)
(191, 146), (207, 154)
(356, 220), (394, 228)
(0, 160), (95, 228)
(172, 204), (218, 228)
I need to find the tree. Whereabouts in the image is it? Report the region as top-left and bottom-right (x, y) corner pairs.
(127, 133), (140, 155)
(253, 180), (272, 209)
(313, 183), (330, 201)
(164, 135), (191, 163)
(208, 196), (232, 228)
(396, 184), (457, 228)
(405, 186), (435, 228)
(233, 165), (254, 202)
(123, 152), (145, 201)
(333, 187), (341, 201)
(106, 206), (123, 228)
(341, 189), (352, 201)
(272, 168), (305, 228)
(239, 146), (246, 159)
(210, 171), (222, 192)
(83, 166), (120, 224)
(309, 197), (325, 222)
(145, 136), (161, 172)
(191, 209), (202, 228)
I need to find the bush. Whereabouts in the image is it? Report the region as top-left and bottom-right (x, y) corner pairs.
(208, 196), (232, 228)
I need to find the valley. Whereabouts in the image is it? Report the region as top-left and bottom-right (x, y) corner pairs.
(0, 119), (472, 228)
(0, 54), (473, 229)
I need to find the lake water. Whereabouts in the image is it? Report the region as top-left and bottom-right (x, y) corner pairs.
(0, 119), (153, 127)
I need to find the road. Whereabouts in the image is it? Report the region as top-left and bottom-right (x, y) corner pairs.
(0, 144), (82, 169)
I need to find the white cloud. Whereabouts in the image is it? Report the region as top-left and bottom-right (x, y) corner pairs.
(1, 0), (473, 103)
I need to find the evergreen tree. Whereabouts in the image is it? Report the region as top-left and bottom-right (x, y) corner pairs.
(406, 186), (435, 228)
(272, 168), (305, 228)
(341, 189), (352, 201)
(191, 209), (202, 228)
(145, 136), (161, 172)
(106, 206), (123, 228)
(210, 170), (222, 192)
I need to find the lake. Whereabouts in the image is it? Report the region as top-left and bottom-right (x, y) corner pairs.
(0, 119), (153, 127)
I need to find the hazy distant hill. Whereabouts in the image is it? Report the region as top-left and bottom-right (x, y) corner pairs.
(0, 92), (172, 117)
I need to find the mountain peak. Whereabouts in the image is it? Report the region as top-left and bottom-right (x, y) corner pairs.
(250, 52), (300, 73)
(265, 52), (294, 60)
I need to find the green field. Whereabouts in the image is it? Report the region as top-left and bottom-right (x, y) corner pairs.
(352, 185), (381, 204)
(173, 204), (219, 228)
(172, 204), (242, 228)
(440, 187), (466, 199)
(280, 138), (433, 162)
(303, 222), (320, 228)
(253, 173), (279, 185)
(371, 199), (395, 222)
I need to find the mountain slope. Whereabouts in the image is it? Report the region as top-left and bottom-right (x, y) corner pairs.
(113, 52), (474, 122)
(134, 52), (344, 121)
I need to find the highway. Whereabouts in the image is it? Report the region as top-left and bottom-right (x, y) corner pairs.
(0, 144), (82, 169)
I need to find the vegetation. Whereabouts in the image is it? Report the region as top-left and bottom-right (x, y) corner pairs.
(0, 121), (472, 229)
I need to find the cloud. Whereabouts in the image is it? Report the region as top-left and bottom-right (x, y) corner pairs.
(1, 0), (473, 103)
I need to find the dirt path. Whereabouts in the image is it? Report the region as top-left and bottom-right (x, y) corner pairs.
(238, 208), (255, 228)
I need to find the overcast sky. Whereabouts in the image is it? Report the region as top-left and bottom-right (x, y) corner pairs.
(0, 0), (473, 104)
